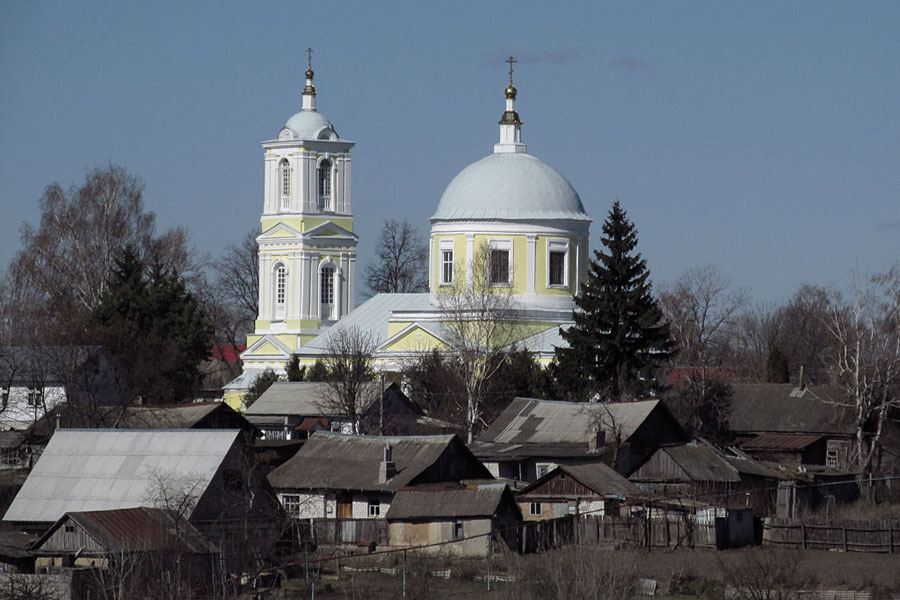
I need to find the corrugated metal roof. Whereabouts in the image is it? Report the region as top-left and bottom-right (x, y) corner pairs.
(36, 507), (217, 554)
(729, 384), (854, 435)
(4, 429), (239, 524)
(245, 381), (381, 417)
(477, 397), (662, 446)
(268, 431), (487, 492)
(296, 294), (434, 355)
(385, 486), (509, 520)
(740, 433), (825, 451)
(508, 325), (570, 355)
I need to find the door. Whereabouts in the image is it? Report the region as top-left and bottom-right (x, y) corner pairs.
(336, 491), (352, 519)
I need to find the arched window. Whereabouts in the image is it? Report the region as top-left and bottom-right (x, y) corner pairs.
(320, 265), (335, 320)
(279, 159), (291, 208)
(274, 264), (286, 320)
(317, 159), (332, 211)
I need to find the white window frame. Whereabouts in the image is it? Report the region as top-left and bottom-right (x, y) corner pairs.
(320, 263), (336, 320)
(26, 387), (43, 408)
(452, 521), (464, 539)
(529, 502), (541, 517)
(440, 239), (455, 286)
(546, 238), (569, 288)
(367, 497), (380, 517)
(282, 494), (303, 518)
(488, 239), (513, 287)
(274, 264), (287, 321)
(279, 159), (291, 209)
(317, 159), (332, 212)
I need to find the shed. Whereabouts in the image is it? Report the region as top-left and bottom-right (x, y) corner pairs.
(385, 485), (521, 556)
(516, 462), (642, 521)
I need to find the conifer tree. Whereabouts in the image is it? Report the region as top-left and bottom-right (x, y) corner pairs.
(555, 202), (674, 401)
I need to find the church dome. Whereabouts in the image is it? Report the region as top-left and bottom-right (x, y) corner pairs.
(283, 110), (338, 141)
(430, 153), (589, 222)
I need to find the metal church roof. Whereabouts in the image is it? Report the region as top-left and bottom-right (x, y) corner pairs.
(4, 429), (240, 524)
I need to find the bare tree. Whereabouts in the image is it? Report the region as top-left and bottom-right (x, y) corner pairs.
(436, 242), (517, 443)
(660, 265), (748, 374)
(211, 228), (259, 348)
(821, 266), (900, 481)
(364, 220), (428, 296)
(320, 326), (378, 434)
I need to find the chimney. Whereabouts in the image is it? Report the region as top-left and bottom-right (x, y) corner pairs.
(798, 365), (805, 390)
(378, 443), (396, 483)
(588, 429), (606, 452)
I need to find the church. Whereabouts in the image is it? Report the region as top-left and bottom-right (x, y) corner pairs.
(227, 57), (592, 407)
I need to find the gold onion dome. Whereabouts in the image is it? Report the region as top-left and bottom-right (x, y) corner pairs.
(505, 84), (517, 99)
(306, 67), (314, 79)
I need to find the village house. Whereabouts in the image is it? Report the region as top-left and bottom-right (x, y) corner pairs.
(31, 506), (219, 594)
(515, 462), (642, 521)
(385, 485), (521, 556)
(244, 381), (444, 440)
(0, 346), (123, 432)
(3, 429), (282, 570)
(729, 383), (857, 469)
(472, 397), (687, 481)
(267, 431), (493, 521)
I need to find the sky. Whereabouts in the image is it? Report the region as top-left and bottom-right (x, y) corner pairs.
(1, 1), (898, 305)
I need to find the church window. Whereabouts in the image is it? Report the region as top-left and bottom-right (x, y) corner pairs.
(320, 265), (335, 319)
(274, 265), (286, 320)
(440, 239), (455, 285)
(488, 239), (512, 286)
(279, 159), (291, 208)
(547, 239), (569, 287)
(317, 159), (332, 211)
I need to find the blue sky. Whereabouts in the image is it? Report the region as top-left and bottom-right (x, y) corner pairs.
(1, 1), (897, 303)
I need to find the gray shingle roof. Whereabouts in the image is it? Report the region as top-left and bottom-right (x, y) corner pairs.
(267, 431), (487, 492)
(478, 397), (662, 446)
(245, 381), (382, 417)
(3, 429), (240, 524)
(559, 463), (642, 497)
(729, 384), (854, 435)
(385, 486), (510, 520)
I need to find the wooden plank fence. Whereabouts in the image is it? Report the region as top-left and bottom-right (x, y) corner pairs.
(294, 518), (389, 547)
(517, 514), (718, 553)
(763, 518), (900, 553)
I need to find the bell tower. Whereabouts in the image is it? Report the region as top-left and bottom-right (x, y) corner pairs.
(241, 51), (358, 373)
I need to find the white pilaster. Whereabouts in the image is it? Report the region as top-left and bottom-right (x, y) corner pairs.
(348, 254), (356, 312)
(466, 234), (475, 290)
(300, 253), (310, 318)
(526, 234), (537, 294)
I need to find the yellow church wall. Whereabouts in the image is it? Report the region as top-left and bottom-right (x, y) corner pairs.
(387, 321), (414, 338)
(471, 234), (527, 295)
(260, 216), (354, 234)
(223, 391), (245, 412)
(432, 234), (467, 290)
(382, 327), (447, 353)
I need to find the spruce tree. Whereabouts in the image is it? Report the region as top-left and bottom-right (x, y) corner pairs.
(555, 202), (674, 401)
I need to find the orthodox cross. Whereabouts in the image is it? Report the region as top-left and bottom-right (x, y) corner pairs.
(306, 47), (314, 69)
(507, 56), (517, 85)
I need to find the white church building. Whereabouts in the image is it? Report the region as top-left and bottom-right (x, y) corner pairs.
(228, 57), (592, 407)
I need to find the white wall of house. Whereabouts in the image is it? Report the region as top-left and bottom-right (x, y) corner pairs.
(279, 492), (334, 519)
(0, 385), (66, 430)
(351, 493), (391, 519)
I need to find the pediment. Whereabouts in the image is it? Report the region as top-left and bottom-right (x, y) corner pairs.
(379, 322), (448, 353)
(243, 335), (292, 359)
(303, 221), (358, 241)
(259, 222), (303, 240)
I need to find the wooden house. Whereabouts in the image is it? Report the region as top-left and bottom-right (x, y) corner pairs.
(472, 397), (687, 481)
(385, 485), (521, 556)
(516, 462), (642, 521)
(267, 432), (493, 522)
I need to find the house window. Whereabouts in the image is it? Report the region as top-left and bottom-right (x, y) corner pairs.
(368, 498), (380, 517)
(488, 240), (512, 286)
(279, 159), (291, 207)
(440, 240), (455, 286)
(529, 502), (541, 517)
(283, 494), (303, 518)
(317, 159), (332, 211)
(826, 449), (839, 469)
(320, 265), (335, 319)
(26, 387), (42, 407)
(64, 524), (76, 533)
(537, 465), (549, 478)
(274, 265), (286, 320)
(547, 239), (569, 287)
(452, 521), (464, 539)
(0, 387), (8, 407)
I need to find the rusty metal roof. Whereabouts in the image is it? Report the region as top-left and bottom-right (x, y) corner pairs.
(740, 433), (825, 451)
(34, 507), (217, 554)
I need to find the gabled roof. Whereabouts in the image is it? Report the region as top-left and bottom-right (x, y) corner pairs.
(508, 325), (571, 356)
(245, 381), (390, 417)
(4, 429), (240, 524)
(34, 507), (217, 555)
(518, 463), (641, 498)
(740, 433), (825, 451)
(478, 397), (666, 447)
(385, 485), (516, 520)
(657, 444), (742, 483)
(729, 384), (854, 435)
(268, 431), (490, 492)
